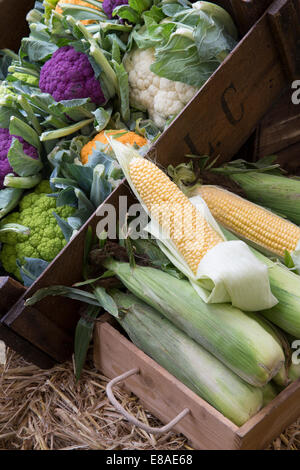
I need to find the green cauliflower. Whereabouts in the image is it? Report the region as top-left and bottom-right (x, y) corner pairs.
(0, 180), (74, 279)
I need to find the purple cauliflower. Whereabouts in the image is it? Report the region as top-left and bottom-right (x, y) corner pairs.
(39, 46), (106, 105)
(0, 128), (39, 189)
(102, 0), (129, 19)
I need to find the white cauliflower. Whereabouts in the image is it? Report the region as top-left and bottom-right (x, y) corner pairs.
(124, 48), (198, 130)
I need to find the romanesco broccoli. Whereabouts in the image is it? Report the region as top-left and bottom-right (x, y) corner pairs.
(0, 181), (74, 279)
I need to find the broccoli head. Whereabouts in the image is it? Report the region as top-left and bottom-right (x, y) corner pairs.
(0, 127), (39, 189)
(0, 181), (75, 279)
(39, 46), (106, 105)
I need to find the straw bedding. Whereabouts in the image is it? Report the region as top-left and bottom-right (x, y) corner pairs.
(0, 346), (299, 451)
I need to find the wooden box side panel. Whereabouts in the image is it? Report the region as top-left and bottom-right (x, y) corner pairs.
(94, 322), (240, 450)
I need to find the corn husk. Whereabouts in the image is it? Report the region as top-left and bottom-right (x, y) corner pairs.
(229, 171), (300, 226)
(103, 259), (285, 387)
(262, 382), (278, 407)
(288, 363), (300, 382)
(244, 312), (291, 388)
(108, 138), (277, 312)
(223, 228), (300, 337)
(113, 290), (263, 426)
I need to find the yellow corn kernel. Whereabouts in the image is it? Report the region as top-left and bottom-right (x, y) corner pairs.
(55, 0), (102, 25)
(129, 158), (223, 274)
(199, 185), (300, 257)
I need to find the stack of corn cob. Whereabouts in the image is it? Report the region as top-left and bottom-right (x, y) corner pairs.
(101, 141), (300, 425)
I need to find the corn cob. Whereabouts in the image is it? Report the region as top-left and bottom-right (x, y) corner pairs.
(129, 158), (224, 274)
(103, 259), (284, 387)
(109, 139), (277, 312)
(197, 185), (300, 259)
(113, 290), (263, 426)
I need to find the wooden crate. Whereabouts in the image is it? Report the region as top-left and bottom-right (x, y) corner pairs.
(1, 0), (300, 367)
(93, 318), (300, 450)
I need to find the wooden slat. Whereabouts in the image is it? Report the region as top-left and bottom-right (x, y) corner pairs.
(151, 0), (298, 169)
(237, 380), (300, 449)
(94, 322), (240, 450)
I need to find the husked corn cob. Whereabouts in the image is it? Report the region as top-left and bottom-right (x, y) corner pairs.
(198, 185), (300, 258)
(129, 158), (223, 274)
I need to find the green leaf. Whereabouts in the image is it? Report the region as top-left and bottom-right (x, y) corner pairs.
(112, 40), (121, 64)
(7, 139), (43, 177)
(16, 257), (50, 288)
(93, 287), (119, 318)
(49, 99), (95, 121)
(0, 106), (24, 128)
(83, 225), (93, 280)
(20, 36), (58, 62)
(25, 285), (100, 307)
(112, 5), (140, 23)
(114, 61), (130, 122)
(58, 5), (106, 21)
(0, 187), (23, 219)
(74, 305), (100, 381)
(9, 116), (41, 150)
(161, 3), (187, 17)
(40, 118), (94, 141)
(129, 0), (152, 14)
(193, 20), (236, 63)
(4, 173), (42, 189)
(0, 223), (30, 235)
(61, 163), (94, 194)
(74, 272), (114, 287)
(53, 212), (74, 242)
(151, 28), (216, 87)
(93, 107), (113, 132)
